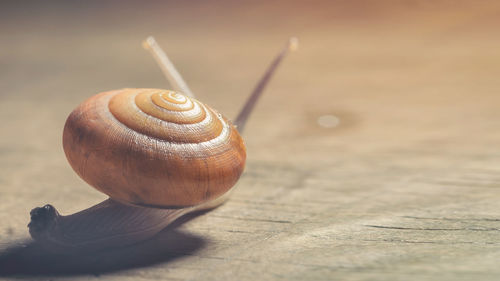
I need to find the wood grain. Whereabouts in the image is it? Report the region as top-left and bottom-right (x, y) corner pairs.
(1, 0), (500, 280)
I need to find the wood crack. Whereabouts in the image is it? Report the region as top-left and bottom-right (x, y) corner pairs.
(364, 225), (500, 231)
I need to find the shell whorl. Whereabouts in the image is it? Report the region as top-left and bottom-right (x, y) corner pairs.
(62, 88), (246, 208)
(109, 90), (225, 143)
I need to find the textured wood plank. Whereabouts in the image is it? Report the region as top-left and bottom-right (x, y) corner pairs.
(1, 0), (500, 280)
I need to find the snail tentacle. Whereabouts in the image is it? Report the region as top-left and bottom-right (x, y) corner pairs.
(234, 37), (298, 132)
(143, 36), (195, 97)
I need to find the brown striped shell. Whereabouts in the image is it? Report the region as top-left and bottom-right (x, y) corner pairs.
(62, 88), (246, 208)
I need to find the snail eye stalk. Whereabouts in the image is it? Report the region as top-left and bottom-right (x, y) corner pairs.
(143, 36), (195, 98)
(234, 37), (298, 133)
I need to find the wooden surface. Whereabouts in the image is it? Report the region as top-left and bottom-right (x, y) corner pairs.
(1, 1), (500, 280)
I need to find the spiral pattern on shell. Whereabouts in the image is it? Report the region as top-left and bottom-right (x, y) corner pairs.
(63, 88), (246, 207)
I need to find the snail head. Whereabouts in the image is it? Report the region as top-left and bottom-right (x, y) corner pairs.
(28, 204), (60, 240)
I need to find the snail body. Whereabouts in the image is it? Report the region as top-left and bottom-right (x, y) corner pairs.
(30, 89), (244, 252)
(29, 193), (230, 252)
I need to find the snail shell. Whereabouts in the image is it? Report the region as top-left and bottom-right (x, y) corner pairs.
(63, 88), (246, 208)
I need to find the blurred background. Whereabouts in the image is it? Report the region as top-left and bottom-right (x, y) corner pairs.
(1, 0), (500, 279)
(2, 0), (500, 158)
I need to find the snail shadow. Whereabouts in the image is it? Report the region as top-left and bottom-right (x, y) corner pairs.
(0, 213), (208, 277)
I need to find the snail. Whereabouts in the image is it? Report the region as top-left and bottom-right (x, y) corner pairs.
(28, 36), (297, 253)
